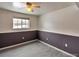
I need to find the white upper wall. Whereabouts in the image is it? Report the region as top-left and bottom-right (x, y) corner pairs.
(1, 2), (79, 36)
(0, 9), (38, 33)
(38, 4), (79, 36)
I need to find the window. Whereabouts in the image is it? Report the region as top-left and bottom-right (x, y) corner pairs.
(13, 18), (30, 29)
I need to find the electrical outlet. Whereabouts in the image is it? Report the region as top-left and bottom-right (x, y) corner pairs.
(65, 43), (68, 47)
(46, 38), (48, 40)
(22, 37), (24, 39)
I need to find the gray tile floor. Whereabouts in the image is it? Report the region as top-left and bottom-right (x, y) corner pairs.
(0, 41), (71, 57)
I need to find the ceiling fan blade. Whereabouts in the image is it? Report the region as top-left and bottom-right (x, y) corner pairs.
(33, 6), (40, 8)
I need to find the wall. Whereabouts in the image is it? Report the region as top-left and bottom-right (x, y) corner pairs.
(1, 4), (79, 56)
(38, 4), (79, 56)
(0, 9), (38, 33)
(0, 9), (38, 48)
(38, 4), (79, 36)
(0, 31), (37, 48)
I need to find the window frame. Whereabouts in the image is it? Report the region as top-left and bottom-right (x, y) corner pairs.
(12, 17), (30, 30)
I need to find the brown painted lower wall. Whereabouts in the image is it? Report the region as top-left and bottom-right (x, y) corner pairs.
(38, 31), (79, 56)
(0, 30), (38, 48)
(1, 30), (79, 56)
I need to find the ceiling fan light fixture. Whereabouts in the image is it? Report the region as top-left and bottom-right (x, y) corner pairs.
(26, 2), (40, 12)
(27, 7), (33, 12)
(13, 2), (40, 12)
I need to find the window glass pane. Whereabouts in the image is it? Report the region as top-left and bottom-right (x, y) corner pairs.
(13, 18), (17, 23)
(17, 19), (21, 29)
(25, 20), (30, 28)
(22, 19), (30, 28)
(22, 25), (26, 28)
(22, 19), (26, 25)
(17, 19), (21, 24)
(17, 25), (21, 28)
(13, 23), (18, 29)
(25, 20), (29, 24)
(13, 18), (30, 29)
(13, 18), (18, 29)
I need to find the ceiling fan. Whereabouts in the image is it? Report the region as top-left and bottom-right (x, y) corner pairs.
(13, 2), (40, 12)
(26, 2), (40, 12)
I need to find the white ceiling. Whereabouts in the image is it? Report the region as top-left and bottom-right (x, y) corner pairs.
(0, 2), (75, 16)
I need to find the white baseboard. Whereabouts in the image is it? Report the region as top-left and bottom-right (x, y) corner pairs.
(0, 39), (38, 51)
(39, 40), (76, 57)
